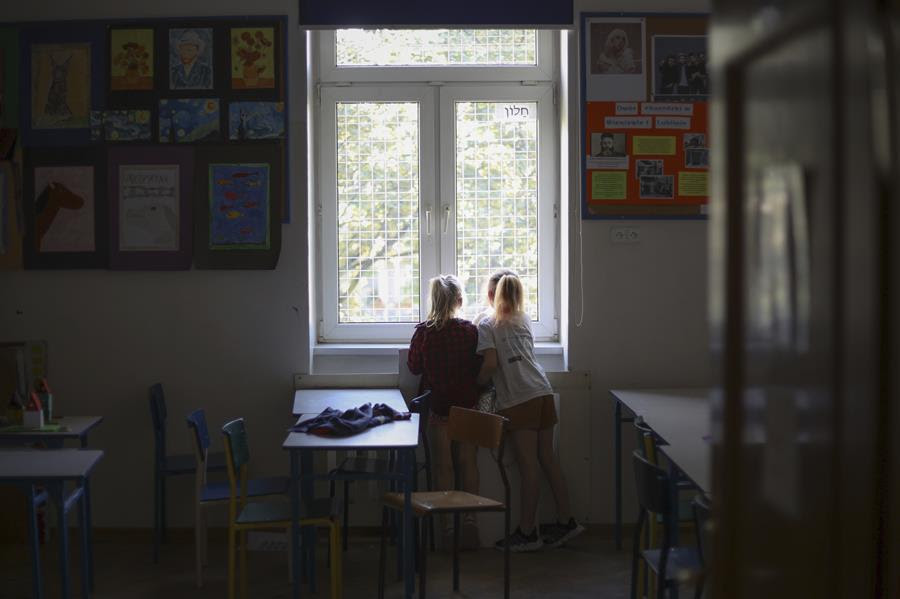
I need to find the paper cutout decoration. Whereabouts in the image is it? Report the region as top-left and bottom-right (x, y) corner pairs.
(110, 28), (154, 91)
(31, 43), (91, 129)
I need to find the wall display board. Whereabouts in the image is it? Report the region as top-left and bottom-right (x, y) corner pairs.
(581, 13), (709, 219)
(2, 15), (289, 272)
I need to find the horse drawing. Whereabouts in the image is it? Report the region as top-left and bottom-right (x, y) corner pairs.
(35, 181), (84, 248)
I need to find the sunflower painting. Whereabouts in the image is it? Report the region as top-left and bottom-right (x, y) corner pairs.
(110, 29), (154, 91)
(230, 27), (275, 89)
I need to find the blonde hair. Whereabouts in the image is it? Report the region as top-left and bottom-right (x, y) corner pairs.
(425, 274), (463, 330)
(490, 270), (525, 323)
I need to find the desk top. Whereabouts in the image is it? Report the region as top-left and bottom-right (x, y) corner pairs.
(283, 413), (420, 451)
(0, 449), (104, 481)
(611, 388), (711, 494)
(292, 388), (407, 416)
(0, 416), (104, 440)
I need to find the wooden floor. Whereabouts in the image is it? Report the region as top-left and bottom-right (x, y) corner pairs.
(0, 528), (635, 598)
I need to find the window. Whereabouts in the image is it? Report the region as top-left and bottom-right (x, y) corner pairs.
(315, 30), (558, 343)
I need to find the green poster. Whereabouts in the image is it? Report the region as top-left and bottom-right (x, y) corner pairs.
(591, 171), (627, 200)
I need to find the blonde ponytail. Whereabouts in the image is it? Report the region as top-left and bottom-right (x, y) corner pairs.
(425, 274), (463, 330)
(493, 273), (525, 323)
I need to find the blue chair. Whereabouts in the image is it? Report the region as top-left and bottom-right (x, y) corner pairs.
(149, 383), (225, 563)
(187, 409), (290, 588)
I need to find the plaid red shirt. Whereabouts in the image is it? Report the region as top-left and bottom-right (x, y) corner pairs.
(407, 318), (481, 416)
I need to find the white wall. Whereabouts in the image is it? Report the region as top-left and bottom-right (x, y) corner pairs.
(0, 0), (712, 529)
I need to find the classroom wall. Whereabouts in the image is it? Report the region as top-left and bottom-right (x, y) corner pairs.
(0, 0), (712, 529)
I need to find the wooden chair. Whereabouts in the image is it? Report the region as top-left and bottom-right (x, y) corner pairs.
(221, 418), (342, 599)
(149, 383), (225, 563)
(377, 406), (511, 599)
(630, 450), (702, 599)
(186, 409), (290, 588)
(328, 390), (433, 551)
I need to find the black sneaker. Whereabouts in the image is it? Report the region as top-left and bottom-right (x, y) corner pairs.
(542, 518), (586, 548)
(494, 527), (543, 552)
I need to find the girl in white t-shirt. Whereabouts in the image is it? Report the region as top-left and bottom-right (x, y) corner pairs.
(476, 270), (584, 552)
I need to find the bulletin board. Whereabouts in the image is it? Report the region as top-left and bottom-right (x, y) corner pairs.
(581, 12), (709, 219)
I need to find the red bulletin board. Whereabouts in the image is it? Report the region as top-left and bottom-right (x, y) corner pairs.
(584, 100), (709, 207)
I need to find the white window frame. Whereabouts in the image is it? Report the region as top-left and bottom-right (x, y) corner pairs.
(318, 30), (554, 83)
(318, 85), (437, 342)
(314, 30), (559, 344)
(439, 85), (558, 339)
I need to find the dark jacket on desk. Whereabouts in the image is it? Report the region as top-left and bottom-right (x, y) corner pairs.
(292, 403), (410, 437)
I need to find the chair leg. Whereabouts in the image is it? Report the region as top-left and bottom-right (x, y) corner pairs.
(378, 508), (388, 599)
(202, 508), (209, 566)
(160, 475), (167, 543)
(194, 501), (203, 588)
(452, 512), (460, 592)
(630, 509), (646, 599)
(342, 480), (350, 551)
(240, 529), (248, 599)
(227, 527), (237, 599)
(419, 515), (428, 599)
(504, 508), (511, 599)
(288, 532), (294, 585)
(331, 522), (342, 599)
(153, 469), (161, 564)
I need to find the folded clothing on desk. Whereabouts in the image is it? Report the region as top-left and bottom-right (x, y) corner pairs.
(291, 403), (411, 437)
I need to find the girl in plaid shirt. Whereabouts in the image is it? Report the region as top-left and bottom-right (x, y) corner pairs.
(408, 274), (482, 549)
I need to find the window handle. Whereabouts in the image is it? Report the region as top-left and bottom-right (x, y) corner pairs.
(424, 209), (432, 235)
(442, 205), (451, 234)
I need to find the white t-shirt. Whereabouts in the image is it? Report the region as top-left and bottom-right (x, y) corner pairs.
(476, 313), (553, 411)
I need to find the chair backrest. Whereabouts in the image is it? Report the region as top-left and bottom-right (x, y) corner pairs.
(692, 493), (713, 565)
(632, 450), (671, 517)
(222, 418), (251, 474)
(149, 383), (167, 432)
(186, 409), (212, 460)
(398, 348), (421, 404)
(448, 406), (506, 450)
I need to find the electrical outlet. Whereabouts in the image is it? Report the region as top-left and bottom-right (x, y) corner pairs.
(610, 226), (641, 244)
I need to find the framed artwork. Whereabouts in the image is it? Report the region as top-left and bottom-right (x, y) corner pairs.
(23, 148), (107, 269)
(31, 43), (92, 129)
(228, 101), (285, 140)
(107, 146), (193, 269)
(0, 161), (22, 269)
(159, 98), (220, 143)
(0, 29), (19, 129)
(109, 27), (154, 91)
(230, 27), (275, 89)
(194, 143), (281, 269)
(90, 109), (152, 142)
(168, 27), (214, 90)
(21, 24), (106, 146)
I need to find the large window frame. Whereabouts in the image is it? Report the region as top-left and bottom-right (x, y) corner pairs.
(314, 30), (559, 343)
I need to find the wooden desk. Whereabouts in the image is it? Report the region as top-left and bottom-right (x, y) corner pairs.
(609, 388), (710, 549)
(0, 415), (103, 589)
(0, 449), (104, 599)
(285, 388), (419, 599)
(292, 388), (407, 416)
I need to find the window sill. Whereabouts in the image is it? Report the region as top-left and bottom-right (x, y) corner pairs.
(311, 342), (565, 374)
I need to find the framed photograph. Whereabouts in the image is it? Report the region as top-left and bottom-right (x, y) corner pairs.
(638, 174), (675, 200)
(168, 27), (214, 90)
(591, 132), (627, 157)
(21, 24), (106, 146)
(635, 159), (663, 179)
(110, 27), (154, 91)
(158, 98), (220, 143)
(683, 133), (706, 148)
(652, 35), (709, 102)
(194, 143), (281, 269)
(228, 101), (285, 140)
(685, 147), (709, 168)
(23, 148), (106, 269)
(108, 146), (193, 270)
(584, 17), (646, 101)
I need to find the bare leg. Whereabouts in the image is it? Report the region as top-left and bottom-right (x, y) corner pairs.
(537, 426), (571, 522)
(510, 429), (540, 534)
